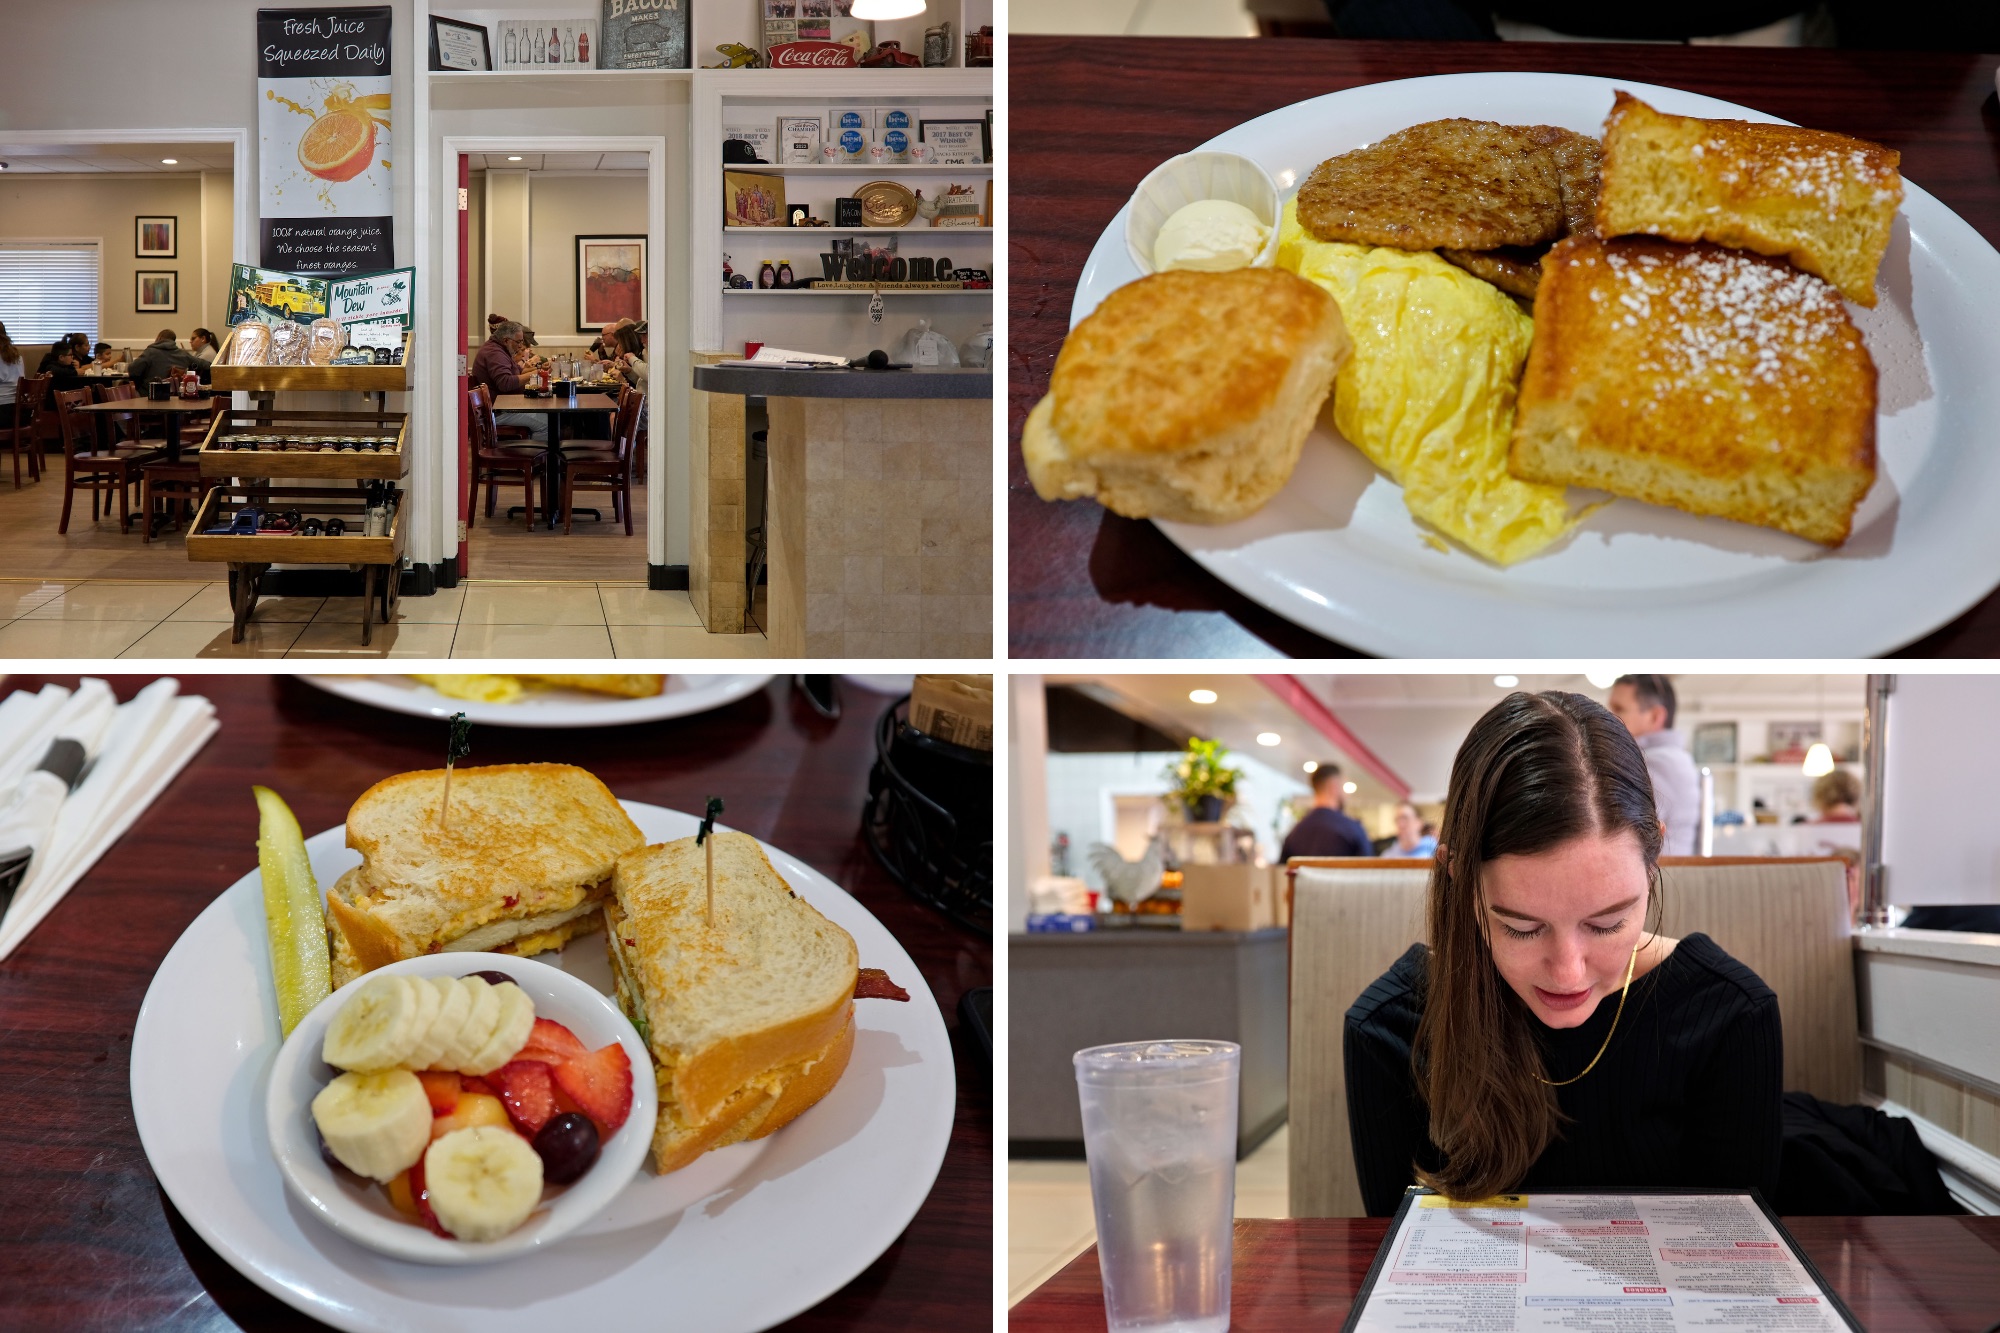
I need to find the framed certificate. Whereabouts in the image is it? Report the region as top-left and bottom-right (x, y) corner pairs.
(428, 15), (492, 71)
(920, 119), (986, 165)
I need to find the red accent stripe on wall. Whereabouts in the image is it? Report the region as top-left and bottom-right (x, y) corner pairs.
(1255, 675), (1410, 799)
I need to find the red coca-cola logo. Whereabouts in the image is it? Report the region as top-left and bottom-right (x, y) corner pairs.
(769, 41), (855, 68)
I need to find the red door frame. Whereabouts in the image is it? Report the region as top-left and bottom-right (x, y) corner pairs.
(455, 152), (471, 580)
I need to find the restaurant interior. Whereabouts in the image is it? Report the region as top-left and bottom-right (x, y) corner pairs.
(1007, 672), (2000, 1306)
(0, 0), (993, 660)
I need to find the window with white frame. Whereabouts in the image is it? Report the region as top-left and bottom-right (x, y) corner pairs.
(0, 240), (101, 344)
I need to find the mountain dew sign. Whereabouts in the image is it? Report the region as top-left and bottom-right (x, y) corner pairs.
(330, 267), (412, 327)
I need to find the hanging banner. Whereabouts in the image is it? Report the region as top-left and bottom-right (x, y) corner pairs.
(257, 7), (393, 274)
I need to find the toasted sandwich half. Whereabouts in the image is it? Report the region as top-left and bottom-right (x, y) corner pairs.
(607, 831), (860, 1173)
(324, 763), (645, 987)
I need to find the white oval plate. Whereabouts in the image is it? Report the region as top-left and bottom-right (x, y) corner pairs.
(1069, 72), (2000, 656)
(302, 675), (773, 728)
(131, 801), (954, 1333)
(268, 952), (657, 1265)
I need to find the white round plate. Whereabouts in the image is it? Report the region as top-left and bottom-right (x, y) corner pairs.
(268, 952), (657, 1265)
(131, 802), (954, 1333)
(1070, 72), (2000, 656)
(302, 675), (773, 728)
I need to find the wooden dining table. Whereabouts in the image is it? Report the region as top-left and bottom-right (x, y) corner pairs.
(69, 394), (225, 466)
(1008, 37), (2000, 658)
(490, 388), (621, 528)
(1010, 1215), (2000, 1331)
(0, 674), (991, 1332)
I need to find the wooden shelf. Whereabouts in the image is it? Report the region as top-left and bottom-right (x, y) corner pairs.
(187, 485), (403, 566)
(196, 408), (409, 481)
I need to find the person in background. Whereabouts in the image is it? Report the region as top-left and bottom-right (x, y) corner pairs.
(91, 342), (121, 367)
(126, 329), (201, 390)
(38, 333), (87, 375)
(588, 319), (632, 368)
(1809, 769), (1861, 822)
(1345, 690), (1782, 1217)
(1389, 801), (1438, 858)
(471, 319), (546, 441)
(614, 321), (649, 398)
(1280, 764), (1375, 862)
(0, 322), (23, 436)
(188, 328), (219, 363)
(1608, 674), (1700, 856)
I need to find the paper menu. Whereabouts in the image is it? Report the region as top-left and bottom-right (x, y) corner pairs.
(1347, 1191), (1857, 1333)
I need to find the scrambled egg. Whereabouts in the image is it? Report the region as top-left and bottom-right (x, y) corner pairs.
(412, 674), (526, 704)
(1277, 200), (1582, 566)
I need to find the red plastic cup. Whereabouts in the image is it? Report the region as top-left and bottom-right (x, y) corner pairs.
(744, 341), (763, 360)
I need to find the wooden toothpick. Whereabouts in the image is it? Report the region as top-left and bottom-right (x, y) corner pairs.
(696, 797), (724, 925)
(439, 712), (472, 828)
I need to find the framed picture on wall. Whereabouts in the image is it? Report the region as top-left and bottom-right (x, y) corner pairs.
(136, 216), (177, 258)
(1692, 721), (1738, 766)
(136, 271), (178, 313)
(575, 236), (644, 331)
(428, 15), (492, 71)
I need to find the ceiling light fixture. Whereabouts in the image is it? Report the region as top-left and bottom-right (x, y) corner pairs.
(507, 155), (523, 162)
(1585, 670), (1619, 690)
(1343, 781), (1358, 795)
(852, 0), (926, 18)
(1802, 743), (1836, 778)
(1256, 732), (1280, 747)
(1302, 761), (1318, 774)
(1188, 689), (1217, 705)
(160, 158), (178, 165)
(1494, 675), (1519, 688)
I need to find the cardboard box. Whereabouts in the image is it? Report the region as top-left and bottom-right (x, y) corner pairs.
(1178, 863), (1279, 933)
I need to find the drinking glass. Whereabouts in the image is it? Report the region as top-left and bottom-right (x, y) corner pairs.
(1074, 1040), (1239, 1333)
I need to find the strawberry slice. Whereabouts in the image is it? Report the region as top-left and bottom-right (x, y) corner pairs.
(415, 1070), (461, 1115)
(492, 1059), (558, 1135)
(409, 1157), (453, 1239)
(459, 1074), (498, 1098)
(517, 1017), (589, 1067)
(552, 1042), (632, 1134)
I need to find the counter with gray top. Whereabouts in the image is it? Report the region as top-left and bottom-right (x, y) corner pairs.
(692, 364), (992, 399)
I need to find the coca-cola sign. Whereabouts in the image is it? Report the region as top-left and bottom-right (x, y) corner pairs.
(768, 41), (856, 69)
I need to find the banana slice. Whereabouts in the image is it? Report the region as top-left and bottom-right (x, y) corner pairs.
(423, 1125), (544, 1241)
(409, 976), (471, 1071)
(461, 982), (536, 1076)
(312, 1070), (433, 1181)
(439, 976), (501, 1072)
(322, 974), (425, 1072)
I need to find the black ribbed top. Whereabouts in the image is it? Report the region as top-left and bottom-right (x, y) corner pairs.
(1343, 932), (1783, 1217)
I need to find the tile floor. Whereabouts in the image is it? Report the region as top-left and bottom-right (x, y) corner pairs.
(1009, 1124), (1291, 1306)
(0, 578), (772, 659)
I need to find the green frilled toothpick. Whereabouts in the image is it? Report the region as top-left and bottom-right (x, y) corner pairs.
(439, 712), (473, 828)
(696, 796), (724, 924)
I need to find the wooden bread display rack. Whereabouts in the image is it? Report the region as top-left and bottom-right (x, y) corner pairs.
(196, 407), (408, 481)
(187, 483), (406, 645)
(208, 324), (411, 394)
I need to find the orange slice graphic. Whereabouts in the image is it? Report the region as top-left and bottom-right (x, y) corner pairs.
(299, 108), (377, 183)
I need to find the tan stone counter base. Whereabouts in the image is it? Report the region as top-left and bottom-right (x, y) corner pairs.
(768, 394), (991, 657)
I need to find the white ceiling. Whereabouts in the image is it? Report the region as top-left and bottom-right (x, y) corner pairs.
(467, 152), (649, 171)
(0, 142), (235, 174)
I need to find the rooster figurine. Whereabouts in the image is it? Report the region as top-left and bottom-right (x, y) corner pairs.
(1087, 836), (1165, 914)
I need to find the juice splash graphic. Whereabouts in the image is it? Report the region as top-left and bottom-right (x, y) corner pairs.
(269, 84), (391, 183)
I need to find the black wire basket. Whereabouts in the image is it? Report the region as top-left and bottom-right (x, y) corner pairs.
(864, 695), (992, 935)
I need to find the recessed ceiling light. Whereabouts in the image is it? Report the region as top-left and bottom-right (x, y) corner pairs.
(1256, 732), (1280, 747)
(1585, 670), (1619, 690)
(1343, 781), (1358, 794)
(160, 158), (178, 165)
(1494, 674), (1519, 688)
(507, 155), (523, 162)
(1302, 760), (1318, 774)
(1188, 689), (1217, 705)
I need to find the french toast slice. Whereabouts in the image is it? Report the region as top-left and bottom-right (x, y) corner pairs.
(1509, 236), (1876, 546)
(1596, 92), (1901, 306)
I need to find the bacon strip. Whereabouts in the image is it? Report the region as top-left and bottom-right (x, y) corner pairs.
(855, 968), (910, 1002)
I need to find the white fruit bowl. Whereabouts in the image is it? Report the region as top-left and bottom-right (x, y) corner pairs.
(266, 951), (656, 1265)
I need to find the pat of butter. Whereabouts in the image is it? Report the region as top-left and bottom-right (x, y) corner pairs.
(1153, 199), (1268, 272)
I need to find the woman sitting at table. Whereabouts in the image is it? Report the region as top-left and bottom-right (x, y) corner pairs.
(0, 323), (22, 436)
(188, 329), (219, 363)
(1344, 690), (1781, 1217)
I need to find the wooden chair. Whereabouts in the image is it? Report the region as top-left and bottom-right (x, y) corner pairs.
(8, 373), (48, 486)
(51, 387), (164, 534)
(469, 384), (545, 527)
(139, 457), (212, 543)
(1283, 856), (1860, 1218)
(560, 388), (641, 535)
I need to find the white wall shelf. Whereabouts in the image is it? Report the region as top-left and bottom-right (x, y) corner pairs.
(726, 225), (990, 235)
(735, 163), (990, 174)
(429, 69), (691, 85)
(722, 287), (988, 297)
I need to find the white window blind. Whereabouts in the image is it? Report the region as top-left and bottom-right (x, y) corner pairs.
(0, 241), (100, 344)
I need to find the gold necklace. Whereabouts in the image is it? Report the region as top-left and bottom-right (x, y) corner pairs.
(1535, 935), (1643, 1087)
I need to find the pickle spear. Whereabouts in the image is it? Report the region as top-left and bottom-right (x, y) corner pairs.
(254, 785), (332, 1036)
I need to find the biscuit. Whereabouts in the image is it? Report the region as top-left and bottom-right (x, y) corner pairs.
(1022, 268), (1351, 525)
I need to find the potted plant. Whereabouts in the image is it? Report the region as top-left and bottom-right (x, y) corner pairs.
(1166, 738), (1242, 824)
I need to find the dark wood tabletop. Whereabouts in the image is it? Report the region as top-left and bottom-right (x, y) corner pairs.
(0, 674), (990, 1332)
(1009, 1215), (2000, 1330)
(489, 392), (620, 412)
(1008, 36), (2000, 658)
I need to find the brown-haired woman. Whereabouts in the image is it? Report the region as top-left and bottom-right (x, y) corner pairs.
(1344, 690), (1781, 1216)
(0, 322), (22, 435)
